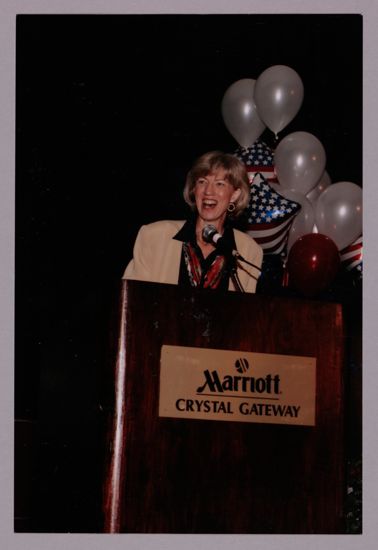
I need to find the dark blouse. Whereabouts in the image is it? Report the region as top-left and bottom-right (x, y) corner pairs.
(173, 219), (236, 291)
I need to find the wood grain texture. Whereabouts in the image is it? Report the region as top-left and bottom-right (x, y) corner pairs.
(103, 280), (345, 534)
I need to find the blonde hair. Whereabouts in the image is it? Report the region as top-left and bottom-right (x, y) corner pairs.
(183, 151), (250, 218)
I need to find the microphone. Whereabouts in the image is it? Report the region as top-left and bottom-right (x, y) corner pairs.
(202, 224), (230, 250)
(202, 224), (262, 273)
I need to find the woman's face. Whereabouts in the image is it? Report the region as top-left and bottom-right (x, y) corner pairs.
(194, 167), (241, 230)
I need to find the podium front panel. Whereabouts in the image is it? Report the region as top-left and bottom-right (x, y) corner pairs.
(104, 281), (344, 534)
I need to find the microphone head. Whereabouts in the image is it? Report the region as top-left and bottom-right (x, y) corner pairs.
(202, 224), (218, 243)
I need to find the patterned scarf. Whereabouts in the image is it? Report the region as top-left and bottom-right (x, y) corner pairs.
(182, 242), (227, 289)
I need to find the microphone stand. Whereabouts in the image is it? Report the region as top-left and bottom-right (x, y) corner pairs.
(230, 266), (245, 293)
(227, 251), (245, 293)
(232, 250), (262, 272)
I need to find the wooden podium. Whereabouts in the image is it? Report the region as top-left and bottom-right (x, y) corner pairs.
(103, 280), (345, 534)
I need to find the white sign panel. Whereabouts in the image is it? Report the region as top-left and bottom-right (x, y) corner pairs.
(159, 345), (316, 426)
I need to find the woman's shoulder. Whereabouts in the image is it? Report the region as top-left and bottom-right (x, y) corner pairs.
(140, 220), (185, 232)
(233, 227), (256, 244)
(137, 220), (185, 240)
(233, 227), (263, 254)
(143, 220), (185, 230)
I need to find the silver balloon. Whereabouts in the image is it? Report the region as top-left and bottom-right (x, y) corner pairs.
(315, 181), (362, 250)
(274, 131), (327, 195)
(306, 170), (332, 204)
(254, 65), (304, 135)
(271, 185), (315, 252)
(221, 79), (266, 148)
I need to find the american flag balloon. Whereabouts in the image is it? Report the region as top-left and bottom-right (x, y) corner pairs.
(339, 236), (363, 274)
(246, 174), (302, 255)
(234, 140), (278, 184)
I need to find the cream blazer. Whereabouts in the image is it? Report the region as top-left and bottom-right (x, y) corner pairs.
(123, 220), (263, 293)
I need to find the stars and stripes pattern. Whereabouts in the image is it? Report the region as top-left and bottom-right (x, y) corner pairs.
(339, 236), (363, 273)
(245, 175), (301, 255)
(233, 140), (278, 184)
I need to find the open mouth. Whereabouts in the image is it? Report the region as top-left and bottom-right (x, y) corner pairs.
(202, 200), (217, 209)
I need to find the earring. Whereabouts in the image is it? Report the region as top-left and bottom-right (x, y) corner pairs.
(227, 202), (236, 213)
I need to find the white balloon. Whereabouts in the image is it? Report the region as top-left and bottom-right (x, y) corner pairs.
(274, 131), (327, 195)
(221, 79), (266, 147)
(315, 181), (362, 250)
(254, 65), (304, 135)
(306, 171), (332, 204)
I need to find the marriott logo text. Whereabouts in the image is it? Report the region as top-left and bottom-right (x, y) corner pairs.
(196, 369), (281, 394)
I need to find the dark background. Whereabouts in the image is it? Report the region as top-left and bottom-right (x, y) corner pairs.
(15, 14), (362, 532)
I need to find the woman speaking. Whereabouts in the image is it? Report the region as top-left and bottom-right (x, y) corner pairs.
(123, 151), (262, 293)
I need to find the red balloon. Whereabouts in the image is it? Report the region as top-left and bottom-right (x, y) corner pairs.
(287, 233), (340, 297)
